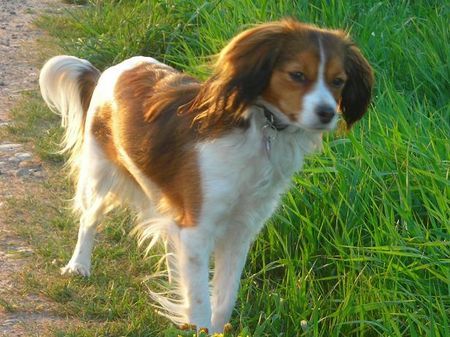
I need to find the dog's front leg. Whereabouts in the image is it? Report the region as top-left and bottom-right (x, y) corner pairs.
(177, 227), (213, 331)
(211, 232), (253, 333)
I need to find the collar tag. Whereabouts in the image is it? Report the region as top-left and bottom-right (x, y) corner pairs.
(262, 123), (276, 159)
(257, 104), (289, 131)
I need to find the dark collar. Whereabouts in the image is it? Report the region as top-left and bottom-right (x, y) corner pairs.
(256, 105), (289, 131)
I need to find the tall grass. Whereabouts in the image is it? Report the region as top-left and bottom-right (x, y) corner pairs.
(27, 0), (450, 336)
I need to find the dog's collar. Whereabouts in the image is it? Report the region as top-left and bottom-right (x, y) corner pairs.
(256, 105), (289, 131)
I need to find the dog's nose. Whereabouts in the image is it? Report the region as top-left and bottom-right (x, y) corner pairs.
(316, 105), (336, 124)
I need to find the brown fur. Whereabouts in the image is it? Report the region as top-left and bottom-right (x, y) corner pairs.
(340, 42), (374, 127)
(77, 66), (101, 139)
(105, 63), (203, 227)
(91, 104), (125, 171)
(263, 50), (321, 122)
(191, 21), (290, 135)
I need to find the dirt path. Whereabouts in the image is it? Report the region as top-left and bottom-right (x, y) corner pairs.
(0, 1), (72, 335)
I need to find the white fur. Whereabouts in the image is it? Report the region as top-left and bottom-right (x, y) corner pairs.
(40, 54), (328, 333)
(300, 40), (339, 130)
(39, 55), (100, 172)
(197, 108), (322, 331)
(87, 56), (165, 114)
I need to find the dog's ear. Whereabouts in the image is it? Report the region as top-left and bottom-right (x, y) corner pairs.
(213, 23), (286, 112)
(190, 22), (291, 132)
(339, 43), (374, 128)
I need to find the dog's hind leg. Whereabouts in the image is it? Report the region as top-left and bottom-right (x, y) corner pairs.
(61, 196), (106, 277)
(61, 141), (117, 277)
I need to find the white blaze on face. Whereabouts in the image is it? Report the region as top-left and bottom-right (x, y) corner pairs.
(299, 39), (338, 130)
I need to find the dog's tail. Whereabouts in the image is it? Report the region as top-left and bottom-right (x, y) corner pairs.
(39, 55), (100, 165)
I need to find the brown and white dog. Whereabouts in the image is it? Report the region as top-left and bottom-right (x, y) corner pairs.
(39, 20), (373, 332)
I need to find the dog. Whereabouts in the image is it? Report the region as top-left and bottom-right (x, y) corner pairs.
(39, 19), (373, 332)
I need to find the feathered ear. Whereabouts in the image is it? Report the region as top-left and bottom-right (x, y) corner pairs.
(213, 23), (286, 109)
(191, 22), (291, 132)
(340, 43), (374, 128)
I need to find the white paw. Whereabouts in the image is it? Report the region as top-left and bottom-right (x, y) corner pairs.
(60, 261), (91, 277)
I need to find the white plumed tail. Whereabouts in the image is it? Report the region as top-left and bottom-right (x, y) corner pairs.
(39, 55), (100, 174)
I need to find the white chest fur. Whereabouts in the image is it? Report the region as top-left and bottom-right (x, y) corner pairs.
(196, 109), (323, 239)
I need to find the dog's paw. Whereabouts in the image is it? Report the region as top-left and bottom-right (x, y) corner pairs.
(60, 261), (91, 277)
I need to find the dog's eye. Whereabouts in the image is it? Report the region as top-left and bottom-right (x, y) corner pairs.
(332, 77), (345, 87)
(289, 72), (307, 83)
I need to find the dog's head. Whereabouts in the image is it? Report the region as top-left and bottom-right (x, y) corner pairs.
(196, 19), (374, 131)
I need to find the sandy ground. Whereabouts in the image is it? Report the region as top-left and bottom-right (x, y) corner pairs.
(0, 1), (73, 335)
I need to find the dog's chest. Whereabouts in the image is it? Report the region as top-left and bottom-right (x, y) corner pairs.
(197, 125), (320, 233)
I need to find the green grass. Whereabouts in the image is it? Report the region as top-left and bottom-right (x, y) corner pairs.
(8, 0), (449, 336)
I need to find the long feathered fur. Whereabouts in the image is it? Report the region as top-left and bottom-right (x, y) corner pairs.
(39, 55), (100, 175)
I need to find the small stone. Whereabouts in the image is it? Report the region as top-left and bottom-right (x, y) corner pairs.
(18, 160), (41, 168)
(8, 157), (20, 163)
(31, 170), (45, 178)
(0, 143), (22, 152)
(29, 166), (41, 172)
(15, 152), (32, 160)
(16, 246), (33, 254)
(15, 168), (30, 177)
(4, 318), (20, 325)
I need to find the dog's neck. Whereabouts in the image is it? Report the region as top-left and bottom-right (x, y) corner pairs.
(255, 104), (289, 131)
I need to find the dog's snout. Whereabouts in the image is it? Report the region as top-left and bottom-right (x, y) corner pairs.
(316, 105), (336, 124)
